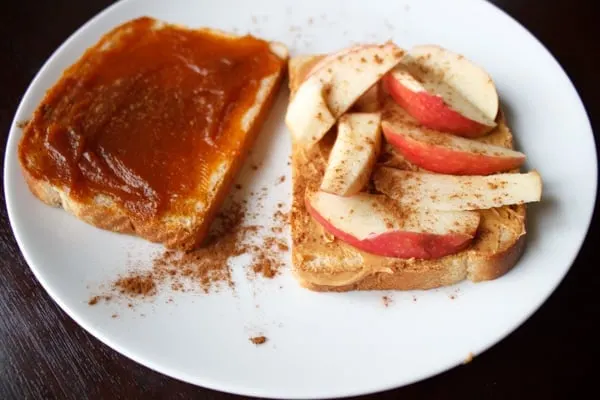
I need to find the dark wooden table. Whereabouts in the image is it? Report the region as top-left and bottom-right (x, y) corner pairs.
(1, 1), (598, 398)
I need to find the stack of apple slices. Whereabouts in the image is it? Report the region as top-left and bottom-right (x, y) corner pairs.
(286, 43), (403, 148)
(286, 43), (542, 260)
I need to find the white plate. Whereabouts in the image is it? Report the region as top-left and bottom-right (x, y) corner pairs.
(4, 0), (597, 398)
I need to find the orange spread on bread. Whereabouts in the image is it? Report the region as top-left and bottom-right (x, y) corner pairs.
(19, 17), (282, 220)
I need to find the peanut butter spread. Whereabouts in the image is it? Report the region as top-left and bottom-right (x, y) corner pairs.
(289, 56), (525, 288)
(19, 17), (282, 220)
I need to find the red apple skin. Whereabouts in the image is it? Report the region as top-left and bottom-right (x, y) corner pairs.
(305, 198), (475, 260)
(383, 73), (492, 138)
(382, 124), (525, 175)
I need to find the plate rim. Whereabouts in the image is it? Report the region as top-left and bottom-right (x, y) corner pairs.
(3, 0), (598, 398)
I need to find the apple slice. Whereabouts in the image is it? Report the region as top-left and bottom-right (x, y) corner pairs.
(321, 113), (382, 196)
(285, 43), (404, 147)
(381, 105), (525, 175)
(285, 78), (336, 146)
(373, 167), (542, 211)
(310, 43), (404, 117)
(306, 191), (480, 259)
(383, 45), (498, 137)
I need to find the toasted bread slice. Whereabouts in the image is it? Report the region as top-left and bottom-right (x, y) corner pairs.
(288, 54), (527, 291)
(18, 17), (288, 250)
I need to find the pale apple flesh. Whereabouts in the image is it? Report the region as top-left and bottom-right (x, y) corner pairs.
(373, 167), (542, 211)
(381, 105), (525, 175)
(285, 43), (404, 148)
(306, 191), (480, 260)
(411, 45), (499, 121)
(285, 78), (336, 146)
(320, 112), (382, 196)
(384, 70), (495, 137)
(313, 42), (404, 117)
(383, 45), (498, 137)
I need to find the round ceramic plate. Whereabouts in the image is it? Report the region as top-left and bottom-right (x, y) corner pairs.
(4, 0), (597, 398)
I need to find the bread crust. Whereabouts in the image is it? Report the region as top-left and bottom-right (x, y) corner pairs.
(467, 223), (527, 282)
(18, 20), (288, 250)
(298, 224), (527, 292)
(288, 53), (528, 291)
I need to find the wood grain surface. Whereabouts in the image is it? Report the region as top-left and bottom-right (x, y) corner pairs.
(1, 0), (598, 399)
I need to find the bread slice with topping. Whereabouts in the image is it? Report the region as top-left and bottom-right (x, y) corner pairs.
(288, 54), (528, 291)
(18, 17), (288, 250)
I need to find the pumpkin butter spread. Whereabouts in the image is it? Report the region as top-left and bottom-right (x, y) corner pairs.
(19, 17), (283, 220)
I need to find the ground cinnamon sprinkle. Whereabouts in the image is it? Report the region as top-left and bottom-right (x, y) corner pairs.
(88, 295), (112, 305)
(146, 200), (254, 294)
(249, 231), (289, 279)
(273, 210), (289, 224)
(249, 336), (267, 345)
(151, 225), (255, 293)
(95, 200), (250, 300)
(92, 191), (290, 304)
(252, 253), (278, 278)
(245, 208), (290, 280)
(114, 274), (156, 297)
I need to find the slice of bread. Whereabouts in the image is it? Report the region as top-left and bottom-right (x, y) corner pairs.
(18, 17), (288, 250)
(288, 54), (527, 291)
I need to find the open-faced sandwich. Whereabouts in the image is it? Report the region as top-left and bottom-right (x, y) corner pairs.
(285, 42), (542, 291)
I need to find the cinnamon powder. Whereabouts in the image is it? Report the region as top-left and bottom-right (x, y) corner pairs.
(88, 295), (112, 305)
(114, 274), (156, 297)
(249, 335), (267, 345)
(151, 200), (253, 294)
(97, 190), (290, 303)
(252, 253), (278, 278)
(249, 213), (290, 279)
